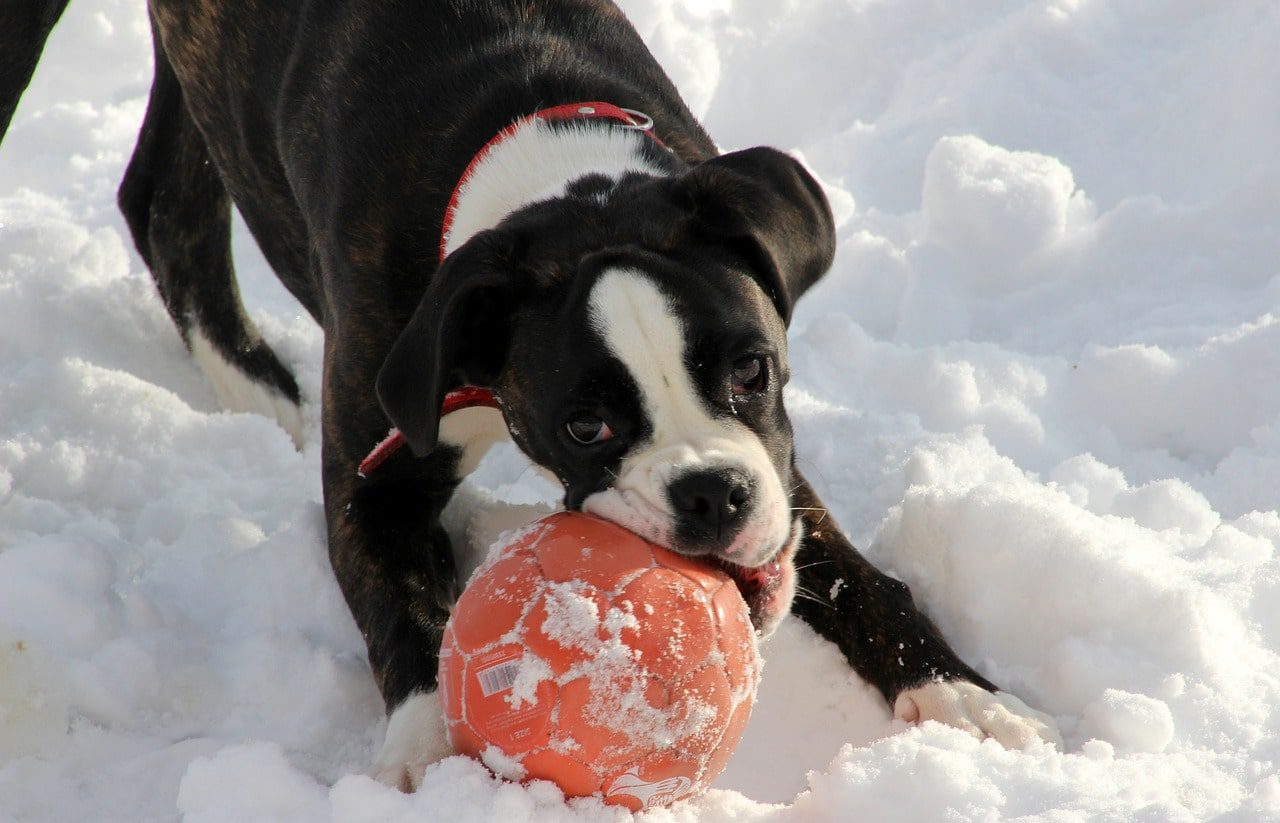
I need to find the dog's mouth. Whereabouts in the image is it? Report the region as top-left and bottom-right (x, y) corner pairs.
(712, 557), (784, 603)
(580, 487), (800, 632)
(707, 523), (800, 633)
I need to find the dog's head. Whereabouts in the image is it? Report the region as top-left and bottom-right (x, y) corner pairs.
(377, 147), (835, 634)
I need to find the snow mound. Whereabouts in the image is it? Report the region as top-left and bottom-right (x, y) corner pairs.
(923, 135), (1091, 284)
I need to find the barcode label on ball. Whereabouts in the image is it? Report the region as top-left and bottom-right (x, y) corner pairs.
(476, 660), (520, 697)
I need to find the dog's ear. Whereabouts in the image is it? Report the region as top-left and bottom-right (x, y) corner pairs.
(375, 229), (522, 456)
(673, 147), (835, 324)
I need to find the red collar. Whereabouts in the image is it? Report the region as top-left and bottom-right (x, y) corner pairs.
(359, 386), (501, 477)
(362, 102), (661, 478)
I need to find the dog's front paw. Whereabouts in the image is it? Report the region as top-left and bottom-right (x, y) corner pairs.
(368, 692), (454, 792)
(894, 680), (1062, 750)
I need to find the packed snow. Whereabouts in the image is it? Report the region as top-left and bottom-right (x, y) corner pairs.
(2, 0), (1279, 820)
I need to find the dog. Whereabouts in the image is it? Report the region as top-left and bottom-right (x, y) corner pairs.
(1, 0), (1060, 792)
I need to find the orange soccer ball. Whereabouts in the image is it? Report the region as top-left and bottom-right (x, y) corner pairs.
(438, 512), (761, 811)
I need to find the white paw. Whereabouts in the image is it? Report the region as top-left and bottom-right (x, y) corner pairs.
(368, 692), (454, 792)
(894, 680), (1063, 750)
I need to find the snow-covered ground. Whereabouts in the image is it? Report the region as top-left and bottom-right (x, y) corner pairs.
(2, 0), (1278, 820)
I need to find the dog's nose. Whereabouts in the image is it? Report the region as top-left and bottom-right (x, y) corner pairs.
(668, 468), (752, 545)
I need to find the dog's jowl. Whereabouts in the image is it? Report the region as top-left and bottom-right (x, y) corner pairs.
(0, 0), (1060, 792)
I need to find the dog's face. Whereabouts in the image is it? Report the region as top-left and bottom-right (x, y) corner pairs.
(378, 148), (834, 634)
(497, 256), (804, 633)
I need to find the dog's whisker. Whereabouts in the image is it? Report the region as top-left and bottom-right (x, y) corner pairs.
(791, 507), (830, 524)
(793, 458), (830, 490)
(795, 583), (827, 598)
(791, 560), (836, 573)
(514, 462), (537, 485)
(791, 505), (831, 526)
(791, 588), (835, 609)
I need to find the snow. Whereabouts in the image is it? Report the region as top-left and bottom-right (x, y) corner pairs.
(479, 745), (528, 783)
(539, 581), (607, 651)
(1080, 689), (1176, 755)
(1, 0), (1278, 820)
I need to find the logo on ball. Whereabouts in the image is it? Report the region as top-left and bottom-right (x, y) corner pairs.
(604, 767), (695, 810)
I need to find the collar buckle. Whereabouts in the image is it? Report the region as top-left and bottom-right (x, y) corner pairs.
(617, 107), (655, 132)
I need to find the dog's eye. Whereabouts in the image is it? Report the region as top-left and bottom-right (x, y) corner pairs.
(566, 414), (615, 445)
(731, 355), (767, 395)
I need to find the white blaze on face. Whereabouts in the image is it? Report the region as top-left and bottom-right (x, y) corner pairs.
(582, 269), (791, 567)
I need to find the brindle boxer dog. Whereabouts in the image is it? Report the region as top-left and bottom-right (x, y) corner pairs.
(0, 0), (1059, 790)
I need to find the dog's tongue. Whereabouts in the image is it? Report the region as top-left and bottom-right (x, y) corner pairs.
(742, 561), (781, 591)
(721, 559), (782, 596)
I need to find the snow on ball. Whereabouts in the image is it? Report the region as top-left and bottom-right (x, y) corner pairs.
(438, 512), (762, 812)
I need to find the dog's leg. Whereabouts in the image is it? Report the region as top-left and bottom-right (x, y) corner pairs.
(327, 424), (460, 791)
(117, 37), (304, 446)
(0, 0), (71, 141)
(787, 471), (1061, 748)
(320, 352), (508, 790)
